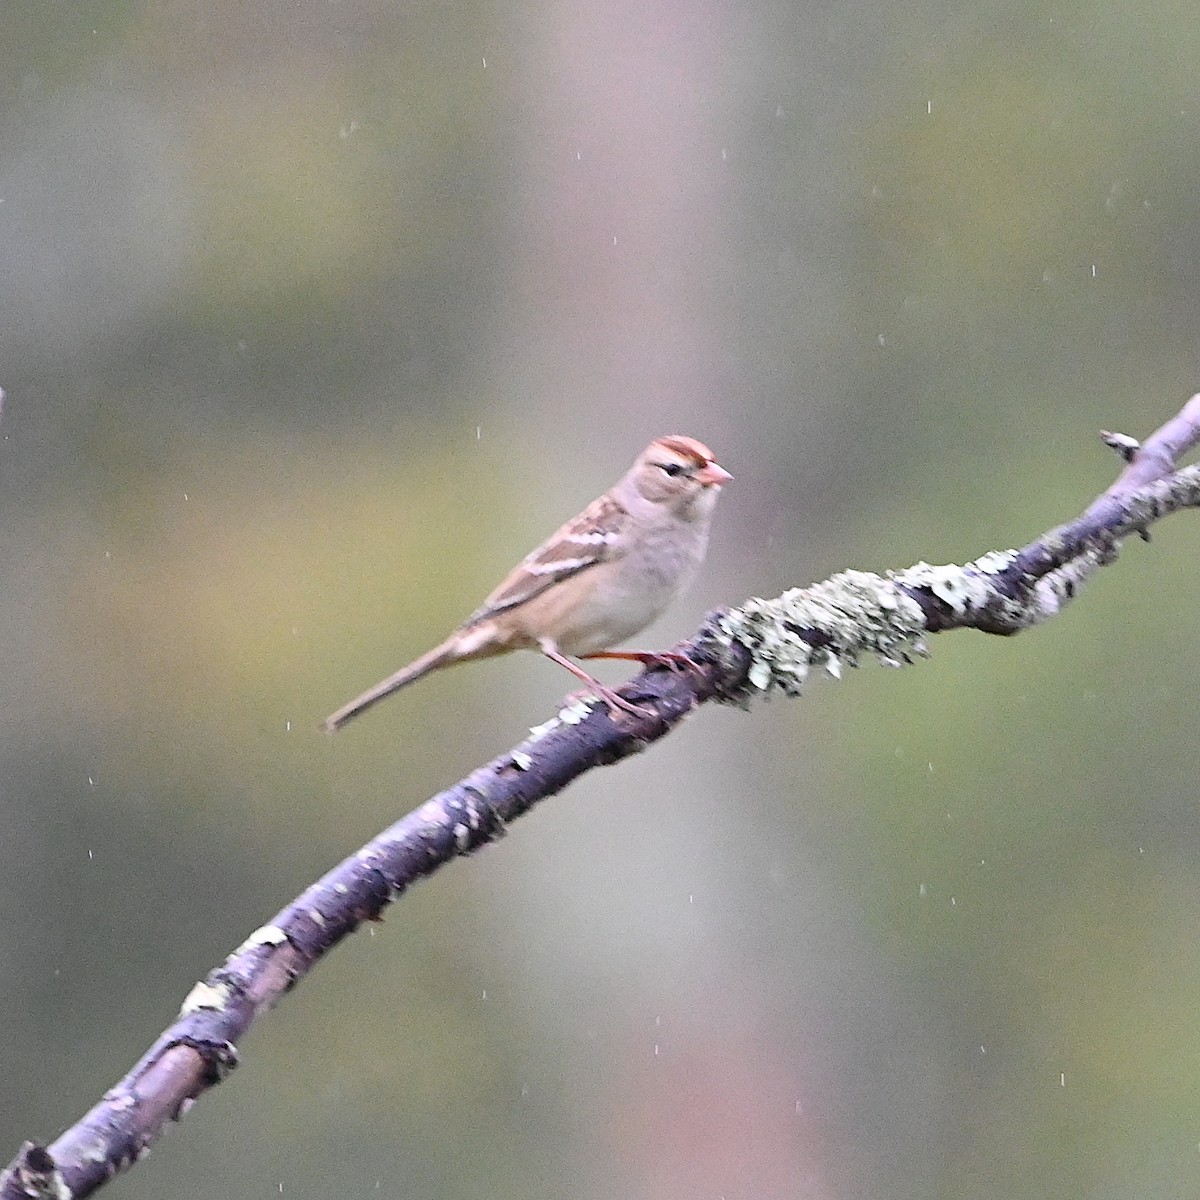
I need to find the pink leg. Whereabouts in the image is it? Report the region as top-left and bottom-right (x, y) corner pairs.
(582, 648), (702, 676)
(539, 642), (654, 718)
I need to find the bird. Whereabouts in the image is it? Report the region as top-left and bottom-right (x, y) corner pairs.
(323, 435), (732, 732)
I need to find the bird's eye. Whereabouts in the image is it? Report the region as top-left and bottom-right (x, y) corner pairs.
(659, 462), (686, 477)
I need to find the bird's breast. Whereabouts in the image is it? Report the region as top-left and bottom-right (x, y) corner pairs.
(554, 522), (707, 655)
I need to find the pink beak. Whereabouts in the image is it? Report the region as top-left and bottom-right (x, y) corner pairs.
(695, 461), (733, 486)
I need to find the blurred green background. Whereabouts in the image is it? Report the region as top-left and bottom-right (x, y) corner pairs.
(4, 2), (1200, 1197)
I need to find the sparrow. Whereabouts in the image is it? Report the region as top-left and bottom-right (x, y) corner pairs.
(323, 435), (731, 731)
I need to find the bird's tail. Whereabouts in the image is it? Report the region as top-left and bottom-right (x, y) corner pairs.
(322, 637), (462, 733)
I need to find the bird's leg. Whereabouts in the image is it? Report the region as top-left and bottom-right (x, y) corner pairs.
(538, 641), (654, 719)
(582, 648), (704, 678)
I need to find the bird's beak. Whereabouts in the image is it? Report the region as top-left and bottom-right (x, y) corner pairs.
(696, 462), (733, 487)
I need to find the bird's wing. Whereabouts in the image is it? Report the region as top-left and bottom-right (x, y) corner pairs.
(466, 492), (628, 624)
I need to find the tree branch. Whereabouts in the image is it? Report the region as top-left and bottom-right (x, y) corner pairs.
(6, 396), (1200, 1199)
